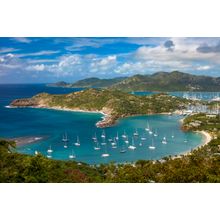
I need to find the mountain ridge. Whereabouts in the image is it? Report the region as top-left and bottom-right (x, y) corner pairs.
(47, 71), (220, 92)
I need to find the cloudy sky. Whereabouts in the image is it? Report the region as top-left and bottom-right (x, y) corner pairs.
(0, 37), (220, 83)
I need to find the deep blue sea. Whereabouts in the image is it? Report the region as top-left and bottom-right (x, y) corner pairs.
(0, 84), (207, 164)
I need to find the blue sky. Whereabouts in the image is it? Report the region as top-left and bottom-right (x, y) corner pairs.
(0, 37), (220, 83)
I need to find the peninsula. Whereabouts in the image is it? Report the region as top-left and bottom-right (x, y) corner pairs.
(10, 88), (195, 127)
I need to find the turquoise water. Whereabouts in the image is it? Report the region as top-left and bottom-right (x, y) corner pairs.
(0, 84), (205, 164)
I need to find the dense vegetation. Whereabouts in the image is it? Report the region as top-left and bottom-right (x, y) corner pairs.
(0, 139), (103, 183)
(111, 71), (220, 92)
(48, 71), (220, 92)
(47, 77), (127, 88)
(11, 89), (194, 127)
(182, 113), (220, 138)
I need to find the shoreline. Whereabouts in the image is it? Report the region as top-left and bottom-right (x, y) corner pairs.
(9, 136), (46, 147)
(171, 130), (213, 159)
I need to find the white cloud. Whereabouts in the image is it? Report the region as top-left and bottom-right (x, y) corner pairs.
(65, 38), (119, 51)
(13, 37), (32, 44)
(0, 48), (19, 54)
(26, 64), (45, 71)
(27, 59), (57, 64)
(196, 65), (211, 70)
(17, 50), (60, 58)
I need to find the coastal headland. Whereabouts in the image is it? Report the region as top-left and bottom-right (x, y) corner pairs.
(10, 88), (198, 128)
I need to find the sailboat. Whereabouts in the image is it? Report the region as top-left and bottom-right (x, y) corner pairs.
(74, 136), (80, 146)
(171, 132), (175, 139)
(101, 144), (110, 157)
(153, 130), (158, 137)
(62, 132), (69, 142)
(101, 135), (107, 145)
(111, 138), (117, 148)
(47, 145), (53, 153)
(124, 136), (129, 144)
(64, 143), (68, 148)
(115, 132), (119, 141)
(94, 142), (101, 150)
(34, 150), (39, 155)
(133, 128), (139, 136)
(101, 130), (106, 138)
(120, 145), (127, 153)
(149, 129), (153, 135)
(149, 138), (156, 150)
(145, 121), (150, 131)
(69, 149), (76, 159)
(47, 152), (52, 158)
(92, 132), (97, 142)
(141, 135), (147, 141)
(162, 136), (167, 144)
(128, 137), (136, 150)
(121, 130), (127, 138)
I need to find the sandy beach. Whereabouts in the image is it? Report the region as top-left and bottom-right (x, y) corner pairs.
(197, 130), (212, 146)
(9, 136), (45, 147)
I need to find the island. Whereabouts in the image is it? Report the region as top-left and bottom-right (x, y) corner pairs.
(10, 88), (197, 127)
(48, 71), (220, 92)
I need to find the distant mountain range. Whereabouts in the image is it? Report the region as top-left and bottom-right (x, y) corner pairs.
(47, 71), (220, 92)
(47, 77), (127, 88)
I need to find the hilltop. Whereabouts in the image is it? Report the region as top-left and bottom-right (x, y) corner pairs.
(111, 71), (220, 92)
(47, 77), (127, 88)
(47, 71), (220, 92)
(10, 88), (193, 127)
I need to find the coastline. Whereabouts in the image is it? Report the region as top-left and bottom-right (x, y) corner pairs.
(172, 117), (213, 159)
(197, 130), (212, 147)
(9, 136), (45, 147)
(171, 130), (213, 160)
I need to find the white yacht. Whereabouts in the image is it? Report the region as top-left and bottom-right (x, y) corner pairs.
(47, 152), (52, 158)
(101, 130), (106, 138)
(111, 138), (117, 148)
(101, 153), (110, 157)
(69, 149), (76, 159)
(153, 130), (158, 137)
(74, 136), (80, 146)
(128, 138), (136, 150)
(162, 136), (167, 144)
(145, 121), (150, 131)
(141, 136), (147, 141)
(122, 130), (127, 139)
(62, 132), (69, 142)
(149, 130), (153, 135)
(101, 145), (110, 157)
(149, 139), (156, 150)
(124, 136), (129, 144)
(92, 133), (97, 142)
(133, 128), (139, 136)
(47, 145), (53, 153)
(94, 142), (101, 150)
(115, 132), (119, 141)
